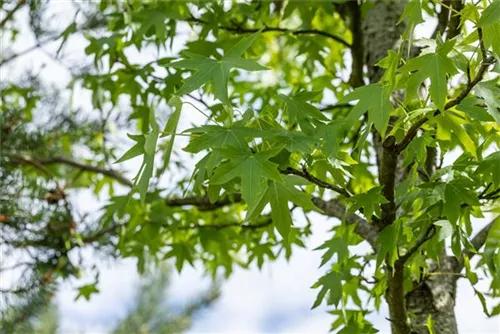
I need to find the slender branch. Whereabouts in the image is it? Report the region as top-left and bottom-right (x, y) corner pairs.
(187, 93), (211, 110)
(0, 34), (61, 67)
(0, 13), (103, 67)
(482, 188), (500, 200)
(186, 17), (351, 48)
(0, 0), (26, 29)
(397, 56), (496, 153)
(166, 194), (242, 211)
(82, 224), (121, 243)
(446, 1), (464, 39)
(167, 192), (379, 247)
(38, 156), (133, 187)
(83, 217), (271, 244)
(379, 136), (399, 228)
(7, 154), (133, 187)
(312, 197), (378, 249)
(176, 218), (272, 231)
(477, 27), (487, 60)
(280, 166), (352, 198)
(347, 1), (364, 87)
(387, 264), (411, 334)
(319, 103), (353, 112)
(397, 224), (436, 265)
(7, 154), (55, 178)
(456, 216), (499, 272)
(431, 0), (450, 39)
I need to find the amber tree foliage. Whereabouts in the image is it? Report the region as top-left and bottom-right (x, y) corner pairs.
(1, 1), (500, 333)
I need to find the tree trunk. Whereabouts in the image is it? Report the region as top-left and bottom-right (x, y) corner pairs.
(405, 258), (459, 334)
(361, 1), (461, 333)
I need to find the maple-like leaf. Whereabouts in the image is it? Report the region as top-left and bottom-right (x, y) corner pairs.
(347, 186), (389, 219)
(169, 31), (267, 104)
(210, 149), (282, 212)
(478, 0), (500, 27)
(475, 80), (500, 124)
(278, 92), (328, 133)
(245, 176), (319, 241)
(399, 38), (457, 111)
(338, 83), (393, 137)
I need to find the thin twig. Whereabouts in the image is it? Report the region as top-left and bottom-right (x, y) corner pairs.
(280, 166), (352, 198)
(397, 224), (436, 265)
(186, 17), (351, 48)
(398, 56), (496, 153)
(0, 0), (26, 29)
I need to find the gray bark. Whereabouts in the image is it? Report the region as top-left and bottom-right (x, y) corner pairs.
(405, 258), (459, 334)
(361, 1), (460, 333)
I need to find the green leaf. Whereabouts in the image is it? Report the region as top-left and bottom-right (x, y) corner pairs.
(479, 0), (500, 27)
(256, 177), (319, 241)
(376, 50), (402, 88)
(225, 29), (262, 57)
(135, 129), (158, 204)
(75, 283), (99, 301)
(475, 80), (500, 124)
(160, 97), (183, 174)
(164, 243), (194, 272)
(162, 96), (183, 136)
(348, 187), (389, 219)
(169, 31), (266, 104)
(398, 0), (425, 25)
(183, 125), (272, 153)
(399, 39), (457, 111)
(457, 97), (495, 122)
(475, 151), (500, 187)
(211, 150), (282, 210)
(426, 315), (435, 334)
(434, 220), (453, 241)
(316, 120), (344, 158)
(435, 113), (477, 158)
(339, 83), (393, 137)
(272, 131), (320, 153)
(56, 22), (77, 56)
(441, 181), (480, 224)
(464, 255), (479, 285)
(268, 181), (294, 242)
(376, 220), (402, 267)
(278, 94), (328, 129)
(115, 134), (145, 163)
(485, 216), (500, 273)
(474, 288), (491, 316)
(315, 237), (349, 267)
(311, 270), (343, 308)
(483, 23), (500, 56)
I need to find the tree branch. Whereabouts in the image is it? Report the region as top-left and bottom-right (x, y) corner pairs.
(38, 156), (133, 187)
(397, 56), (496, 153)
(83, 217), (272, 244)
(456, 216), (499, 272)
(0, 0), (26, 29)
(397, 224), (436, 265)
(312, 197), (378, 249)
(378, 136), (399, 228)
(347, 1), (364, 87)
(165, 194), (242, 211)
(176, 218), (272, 231)
(280, 167), (352, 198)
(186, 17), (351, 48)
(7, 154), (133, 187)
(0, 34), (60, 67)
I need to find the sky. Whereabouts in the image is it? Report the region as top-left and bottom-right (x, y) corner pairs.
(2, 2), (500, 333)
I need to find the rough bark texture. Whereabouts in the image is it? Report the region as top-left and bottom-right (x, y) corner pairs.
(361, 1), (460, 333)
(405, 258), (459, 334)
